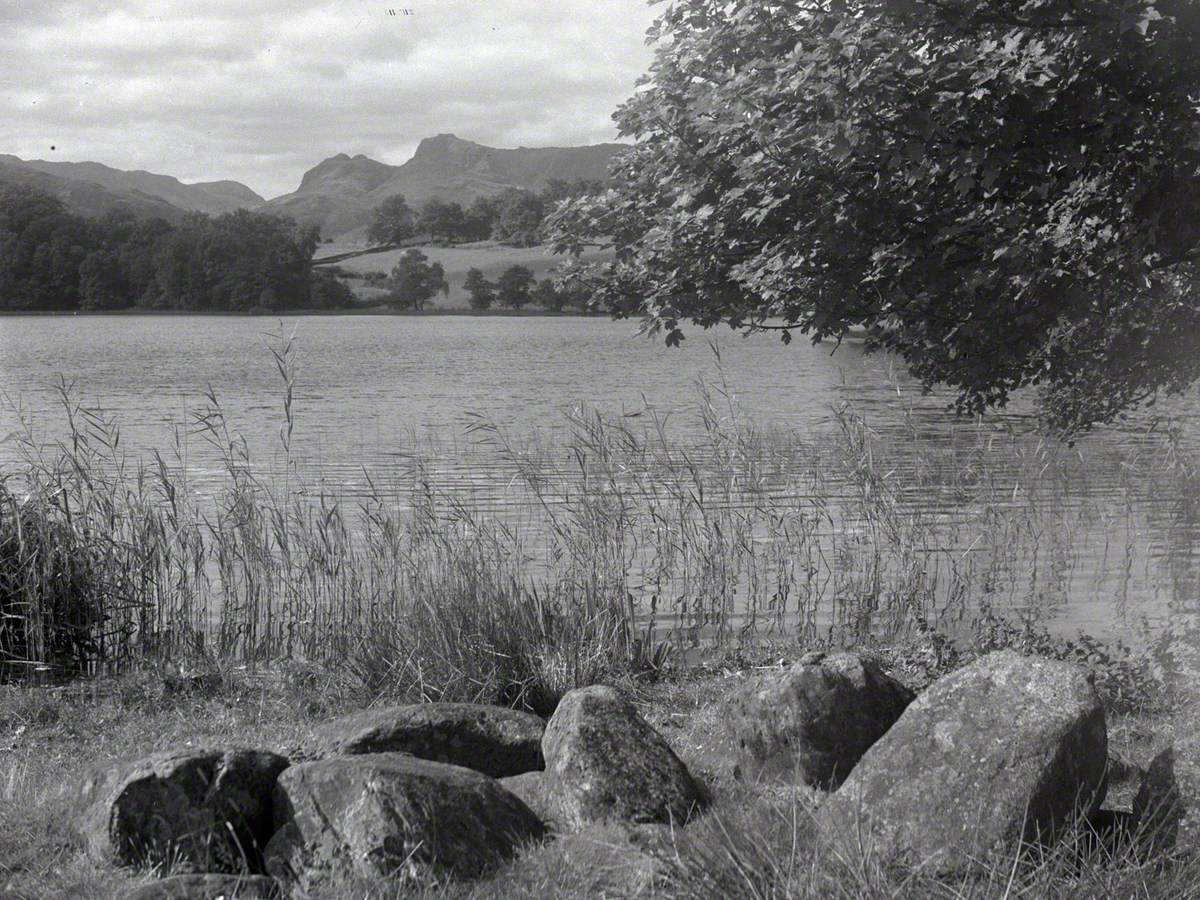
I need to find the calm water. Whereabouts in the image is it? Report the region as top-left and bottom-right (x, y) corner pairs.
(2, 314), (1198, 646)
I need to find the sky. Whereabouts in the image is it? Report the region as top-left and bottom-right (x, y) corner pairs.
(0, 1), (661, 199)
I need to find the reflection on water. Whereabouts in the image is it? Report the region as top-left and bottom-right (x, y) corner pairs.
(1, 314), (1197, 651)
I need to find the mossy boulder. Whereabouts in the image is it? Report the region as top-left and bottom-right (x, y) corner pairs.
(727, 650), (915, 788)
(1134, 746), (1184, 855)
(306, 702), (545, 778)
(818, 650), (1107, 874)
(541, 685), (707, 829)
(264, 753), (544, 893)
(75, 748), (290, 873)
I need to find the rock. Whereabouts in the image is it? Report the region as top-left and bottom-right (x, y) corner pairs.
(1132, 747), (1182, 857)
(541, 685), (706, 829)
(499, 771), (561, 830)
(306, 702), (545, 777)
(75, 748), (290, 873)
(120, 874), (281, 899)
(726, 650), (915, 788)
(818, 650), (1107, 874)
(1175, 727), (1200, 849)
(264, 753), (544, 892)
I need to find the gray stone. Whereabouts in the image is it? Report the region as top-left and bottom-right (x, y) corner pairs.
(818, 650), (1107, 874)
(499, 771), (561, 830)
(120, 874), (281, 900)
(1133, 747), (1183, 857)
(542, 685), (706, 830)
(306, 702), (545, 777)
(75, 748), (290, 873)
(264, 753), (544, 893)
(727, 650), (915, 788)
(1175, 726), (1200, 849)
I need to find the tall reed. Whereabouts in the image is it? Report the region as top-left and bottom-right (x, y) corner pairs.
(1, 333), (1194, 703)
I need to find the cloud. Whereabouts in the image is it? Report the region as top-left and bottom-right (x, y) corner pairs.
(0, 0), (660, 198)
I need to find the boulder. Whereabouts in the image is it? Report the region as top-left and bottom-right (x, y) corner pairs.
(306, 702), (545, 777)
(75, 748), (290, 873)
(818, 650), (1107, 874)
(499, 771), (560, 830)
(726, 650), (915, 788)
(1133, 747), (1183, 856)
(1175, 728), (1200, 849)
(264, 753), (544, 892)
(121, 874), (281, 899)
(541, 685), (706, 830)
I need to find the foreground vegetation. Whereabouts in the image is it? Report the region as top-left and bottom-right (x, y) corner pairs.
(0, 640), (1193, 898)
(0, 342), (1196, 896)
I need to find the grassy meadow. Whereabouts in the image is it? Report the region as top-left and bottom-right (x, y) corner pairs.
(316, 240), (614, 308)
(1, 339), (1198, 897)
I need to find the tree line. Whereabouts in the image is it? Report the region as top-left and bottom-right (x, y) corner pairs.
(353, 249), (591, 313)
(0, 184), (351, 312)
(366, 178), (603, 249)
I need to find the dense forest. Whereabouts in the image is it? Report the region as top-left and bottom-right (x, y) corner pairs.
(0, 184), (351, 312)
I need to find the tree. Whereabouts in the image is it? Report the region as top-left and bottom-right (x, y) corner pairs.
(463, 196), (499, 242)
(418, 199), (467, 244)
(387, 249), (448, 309)
(493, 190), (546, 247)
(309, 269), (354, 308)
(496, 264), (535, 309)
(463, 267), (495, 310)
(547, 0), (1200, 435)
(531, 278), (566, 312)
(366, 194), (416, 246)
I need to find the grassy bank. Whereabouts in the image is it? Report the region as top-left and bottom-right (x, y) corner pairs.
(0, 642), (1192, 899)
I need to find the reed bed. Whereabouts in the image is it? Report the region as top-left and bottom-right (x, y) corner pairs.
(1, 336), (1196, 707)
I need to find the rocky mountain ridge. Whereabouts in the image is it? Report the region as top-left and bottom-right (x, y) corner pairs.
(0, 134), (624, 239)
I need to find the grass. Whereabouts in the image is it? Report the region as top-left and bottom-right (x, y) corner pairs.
(0, 652), (1190, 899)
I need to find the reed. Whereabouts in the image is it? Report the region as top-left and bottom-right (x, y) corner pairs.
(0, 334), (1194, 706)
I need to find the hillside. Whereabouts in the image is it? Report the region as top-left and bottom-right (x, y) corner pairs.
(0, 155), (263, 217)
(0, 136), (621, 239)
(0, 156), (186, 222)
(263, 135), (625, 239)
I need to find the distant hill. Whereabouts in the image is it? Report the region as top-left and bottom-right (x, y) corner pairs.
(262, 134), (626, 239)
(0, 156), (188, 222)
(0, 156), (264, 216)
(0, 136), (623, 239)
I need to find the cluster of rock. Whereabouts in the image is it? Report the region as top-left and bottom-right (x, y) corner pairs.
(73, 650), (1190, 899)
(728, 649), (1185, 873)
(77, 687), (706, 899)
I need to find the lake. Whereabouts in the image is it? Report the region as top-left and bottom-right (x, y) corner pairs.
(2, 314), (1198, 653)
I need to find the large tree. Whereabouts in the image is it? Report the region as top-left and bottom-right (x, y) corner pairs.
(386, 249), (448, 310)
(463, 267), (496, 310)
(496, 264), (536, 309)
(548, 0), (1200, 433)
(366, 194), (416, 247)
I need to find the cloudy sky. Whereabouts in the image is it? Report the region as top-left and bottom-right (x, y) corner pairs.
(1, 1), (660, 199)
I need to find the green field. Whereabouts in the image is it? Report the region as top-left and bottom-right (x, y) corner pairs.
(317, 240), (614, 309)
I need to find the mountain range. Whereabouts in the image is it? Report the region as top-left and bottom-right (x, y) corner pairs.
(0, 134), (624, 239)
